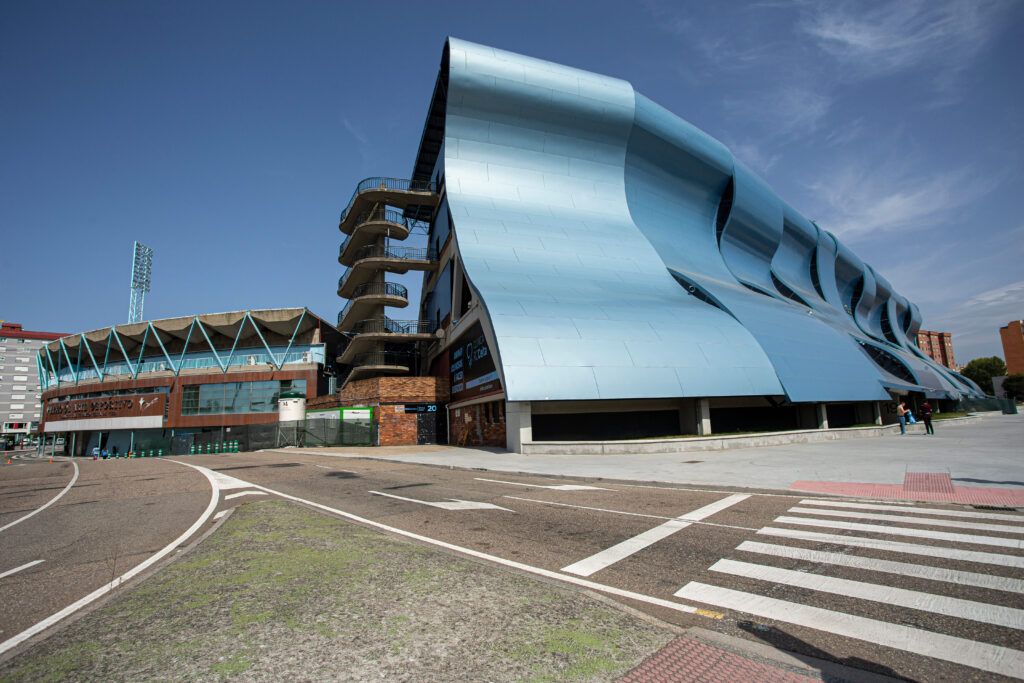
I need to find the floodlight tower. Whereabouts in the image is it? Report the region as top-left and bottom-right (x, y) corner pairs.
(128, 241), (154, 323)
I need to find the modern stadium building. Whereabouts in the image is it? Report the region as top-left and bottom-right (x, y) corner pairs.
(37, 309), (346, 456)
(334, 38), (985, 451)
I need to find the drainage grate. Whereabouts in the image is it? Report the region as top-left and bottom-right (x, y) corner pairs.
(681, 460), (704, 464)
(970, 505), (1019, 511)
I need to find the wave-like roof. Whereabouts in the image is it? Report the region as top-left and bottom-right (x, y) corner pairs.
(433, 38), (982, 402)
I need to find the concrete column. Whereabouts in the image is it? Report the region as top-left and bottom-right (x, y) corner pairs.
(505, 401), (532, 453)
(816, 403), (829, 430)
(697, 398), (711, 436)
(873, 402), (883, 425)
(678, 399), (698, 435)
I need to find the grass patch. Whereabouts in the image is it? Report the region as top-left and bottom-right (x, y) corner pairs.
(0, 501), (673, 682)
(933, 412), (969, 420)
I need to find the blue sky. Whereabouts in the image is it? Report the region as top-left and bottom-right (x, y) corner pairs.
(3, 0), (1021, 364)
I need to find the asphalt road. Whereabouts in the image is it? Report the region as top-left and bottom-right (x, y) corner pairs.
(3, 449), (1022, 681)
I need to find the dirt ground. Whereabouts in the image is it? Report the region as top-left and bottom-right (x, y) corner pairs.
(0, 500), (676, 682)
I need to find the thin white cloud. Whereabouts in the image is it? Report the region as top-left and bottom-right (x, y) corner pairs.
(726, 139), (782, 176)
(342, 117), (368, 146)
(806, 162), (991, 241)
(799, 0), (1012, 98)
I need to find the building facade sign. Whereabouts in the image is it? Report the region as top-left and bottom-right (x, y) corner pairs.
(449, 322), (500, 403)
(45, 394), (165, 422)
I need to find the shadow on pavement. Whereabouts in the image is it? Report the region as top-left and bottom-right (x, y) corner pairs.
(738, 621), (912, 682)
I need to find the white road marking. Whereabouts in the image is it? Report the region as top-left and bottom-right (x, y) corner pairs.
(224, 491), (267, 500)
(788, 506), (1024, 534)
(798, 499), (1023, 521)
(0, 461), (219, 656)
(736, 541), (1024, 593)
(0, 560), (44, 580)
(207, 470), (252, 491)
(561, 494), (750, 577)
(758, 527), (1024, 568)
(673, 582), (1024, 679)
(475, 477), (614, 491)
(709, 558), (1024, 629)
(774, 516), (1024, 549)
(213, 510), (229, 520)
(198, 474), (714, 619)
(504, 496), (758, 531)
(0, 459), (79, 533)
(314, 464), (331, 469)
(369, 491), (512, 511)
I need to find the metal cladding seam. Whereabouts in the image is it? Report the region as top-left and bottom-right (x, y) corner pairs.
(439, 38), (982, 402)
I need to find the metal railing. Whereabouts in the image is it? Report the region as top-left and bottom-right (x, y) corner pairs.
(352, 318), (438, 335)
(338, 282), (409, 324)
(339, 208), (412, 242)
(355, 244), (436, 262)
(339, 177), (437, 223)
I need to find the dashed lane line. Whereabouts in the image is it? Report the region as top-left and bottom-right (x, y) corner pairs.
(503, 496), (758, 531)
(0, 560), (45, 580)
(673, 582), (1024, 679)
(475, 477), (615, 491)
(736, 541), (1024, 593)
(561, 494), (750, 577)
(224, 491), (268, 500)
(0, 461), (219, 656)
(0, 459), (80, 533)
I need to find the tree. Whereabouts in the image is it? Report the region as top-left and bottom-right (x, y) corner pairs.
(960, 356), (1007, 395)
(1002, 374), (1024, 402)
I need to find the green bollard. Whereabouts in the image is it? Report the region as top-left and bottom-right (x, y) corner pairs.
(189, 445), (195, 455)
(233, 440), (238, 453)
(158, 449), (163, 457)
(206, 444), (211, 454)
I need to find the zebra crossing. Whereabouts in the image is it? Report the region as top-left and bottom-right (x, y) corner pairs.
(674, 498), (1024, 678)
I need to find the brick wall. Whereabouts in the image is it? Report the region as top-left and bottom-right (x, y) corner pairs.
(450, 400), (506, 448)
(334, 376), (451, 446)
(1001, 321), (1024, 375)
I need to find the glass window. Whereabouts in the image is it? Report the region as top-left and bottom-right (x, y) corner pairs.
(198, 384), (224, 415)
(181, 386), (200, 415)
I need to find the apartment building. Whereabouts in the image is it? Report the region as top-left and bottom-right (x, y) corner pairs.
(1, 321), (64, 446)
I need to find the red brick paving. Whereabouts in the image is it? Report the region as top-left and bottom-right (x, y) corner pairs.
(789, 472), (1024, 505)
(619, 636), (820, 682)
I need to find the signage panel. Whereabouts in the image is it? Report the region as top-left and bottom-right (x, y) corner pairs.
(449, 322), (500, 403)
(45, 394), (165, 422)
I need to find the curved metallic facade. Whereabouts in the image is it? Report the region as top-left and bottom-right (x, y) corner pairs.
(425, 38), (982, 403)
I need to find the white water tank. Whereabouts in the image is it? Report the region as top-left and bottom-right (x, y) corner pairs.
(278, 391), (306, 421)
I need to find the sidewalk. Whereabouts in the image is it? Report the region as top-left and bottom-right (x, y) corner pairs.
(281, 412), (1024, 501)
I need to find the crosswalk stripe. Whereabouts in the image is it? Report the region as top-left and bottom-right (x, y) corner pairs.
(736, 541), (1024, 593)
(758, 527), (1024, 568)
(798, 499), (1023, 522)
(774, 516), (1024, 549)
(561, 493), (749, 577)
(710, 558), (1024, 629)
(673, 582), (1024, 679)
(788, 507), (1024, 534)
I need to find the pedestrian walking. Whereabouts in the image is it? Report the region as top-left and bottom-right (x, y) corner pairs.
(896, 401), (908, 434)
(921, 401), (935, 435)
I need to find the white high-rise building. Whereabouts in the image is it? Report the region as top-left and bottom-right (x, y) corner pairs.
(1, 322), (64, 446)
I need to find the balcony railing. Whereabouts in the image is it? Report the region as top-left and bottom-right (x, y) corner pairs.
(352, 318), (438, 335)
(339, 177), (437, 224)
(338, 282), (409, 324)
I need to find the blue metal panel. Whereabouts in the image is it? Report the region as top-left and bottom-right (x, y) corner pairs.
(434, 38), (983, 403)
